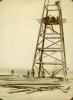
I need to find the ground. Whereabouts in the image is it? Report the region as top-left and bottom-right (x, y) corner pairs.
(0, 80), (73, 100)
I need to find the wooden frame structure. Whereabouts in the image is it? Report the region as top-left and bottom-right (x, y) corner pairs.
(31, 0), (67, 80)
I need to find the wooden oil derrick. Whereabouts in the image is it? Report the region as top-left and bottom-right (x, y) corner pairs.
(31, 0), (67, 81)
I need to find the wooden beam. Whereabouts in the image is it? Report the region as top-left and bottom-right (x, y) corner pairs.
(36, 62), (62, 65)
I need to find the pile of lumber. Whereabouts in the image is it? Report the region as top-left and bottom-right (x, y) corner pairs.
(0, 83), (70, 94)
(0, 77), (70, 94)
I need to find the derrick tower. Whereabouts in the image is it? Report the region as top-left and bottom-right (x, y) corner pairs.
(31, 0), (67, 80)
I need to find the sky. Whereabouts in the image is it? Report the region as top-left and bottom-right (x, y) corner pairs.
(0, 0), (73, 70)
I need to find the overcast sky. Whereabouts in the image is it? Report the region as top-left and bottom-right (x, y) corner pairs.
(0, 0), (73, 70)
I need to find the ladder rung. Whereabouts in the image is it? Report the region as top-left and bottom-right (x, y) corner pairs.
(48, 9), (58, 11)
(43, 50), (62, 52)
(36, 62), (62, 65)
(45, 37), (62, 39)
(45, 33), (60, 35)
(37, 48), (63, 52)
(37, 48), (62, 50)
(45, 4), (56, 6)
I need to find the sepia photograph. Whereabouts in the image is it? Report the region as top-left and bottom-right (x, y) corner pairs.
(0, 0), (73, 100)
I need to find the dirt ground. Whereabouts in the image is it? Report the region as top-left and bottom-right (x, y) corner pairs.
(0, 79), (73, 100)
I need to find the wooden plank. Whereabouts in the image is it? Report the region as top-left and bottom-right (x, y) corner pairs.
(8, 89), (32, 94)
(36, 62), (62, 65)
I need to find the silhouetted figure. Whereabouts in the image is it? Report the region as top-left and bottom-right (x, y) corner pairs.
(27, 70), (30, 78)
(51, 16), (56, 23)
(31, 69), (35, 77)
(42, 16), (50, 25)
(55, 1), (60, 5)
(41, 69), (45, 78)
(11, 69), (14, 76)
(51, 71), (55, 78)
(56, 16), (59, 24)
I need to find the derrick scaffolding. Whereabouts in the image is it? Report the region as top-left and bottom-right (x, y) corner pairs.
(31, 0), (67, 80)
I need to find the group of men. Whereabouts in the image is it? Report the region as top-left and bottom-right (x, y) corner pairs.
(42, 15), (59, 25)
